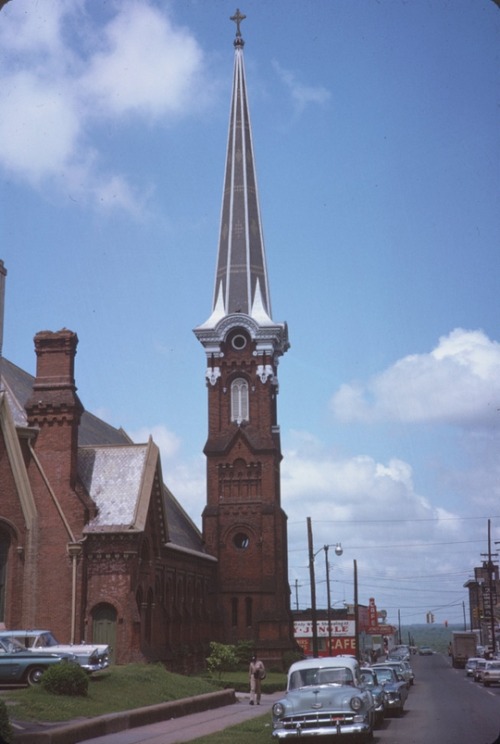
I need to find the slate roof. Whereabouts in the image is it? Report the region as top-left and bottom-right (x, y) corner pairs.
(1, 356), (207, 555)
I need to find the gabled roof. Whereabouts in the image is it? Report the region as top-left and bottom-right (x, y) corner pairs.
(1, 356), (208, 556)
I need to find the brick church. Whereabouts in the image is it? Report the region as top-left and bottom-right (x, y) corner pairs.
(0, 12), (295, 669)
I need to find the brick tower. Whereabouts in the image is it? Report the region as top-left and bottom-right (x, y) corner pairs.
(194, 10), (294, 662)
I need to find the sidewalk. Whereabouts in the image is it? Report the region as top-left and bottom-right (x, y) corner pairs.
(11, 690), (283, 744)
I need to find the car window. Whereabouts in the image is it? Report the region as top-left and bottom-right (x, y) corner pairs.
(289, 666), (354, 690)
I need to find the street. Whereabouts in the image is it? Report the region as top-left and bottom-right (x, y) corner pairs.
(373, 652), (500, 744)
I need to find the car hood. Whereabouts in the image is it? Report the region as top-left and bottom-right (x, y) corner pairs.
(282, 686), (368, 712)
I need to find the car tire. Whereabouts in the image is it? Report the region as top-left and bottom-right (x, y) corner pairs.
(484, 681), (490, 687)
(25, 666), (45, 685)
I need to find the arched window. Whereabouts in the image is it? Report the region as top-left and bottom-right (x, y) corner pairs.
(231, 597), (238, 627)
(231, 378), (249, 424)
(245, 597), (253, 627)
(0, 531), (9, 624)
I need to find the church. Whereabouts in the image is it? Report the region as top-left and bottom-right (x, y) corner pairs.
(0, 12), (295, 670)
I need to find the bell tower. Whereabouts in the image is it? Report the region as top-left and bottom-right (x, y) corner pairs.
(194, 10), (294, 659)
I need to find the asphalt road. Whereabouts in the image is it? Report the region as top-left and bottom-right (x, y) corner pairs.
(372, 652), (500, 744)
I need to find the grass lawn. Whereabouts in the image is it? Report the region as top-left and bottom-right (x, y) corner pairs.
(2, 665), (286, 725)
(188, 712), (275, 743)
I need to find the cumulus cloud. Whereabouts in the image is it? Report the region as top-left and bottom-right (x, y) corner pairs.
(281, 430), (468, 616)
(272, 60), (330, 112)
(331, 329), (500, 428)
(130, 423), (181, 461)
(0, 0), (207, 211)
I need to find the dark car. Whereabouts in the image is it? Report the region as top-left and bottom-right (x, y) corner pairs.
(0, 636), (77, 686)
(359, 667), (385, 726)
(369, 665), (409, 716)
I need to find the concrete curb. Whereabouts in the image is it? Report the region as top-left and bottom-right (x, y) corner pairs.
(11, 688), (237, 744)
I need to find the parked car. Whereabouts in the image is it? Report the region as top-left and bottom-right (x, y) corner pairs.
(473, 658), (488, 683)
(0, 630), (110, 674)
(359, 666), (385, 726)
(369, 665), (409, 716)
(465, 657), (482, 677)
(272, 656), (375, 742)
(0, 636), (77, 686)
(482, 660), (500, 687)
(373, 660), (413, 689)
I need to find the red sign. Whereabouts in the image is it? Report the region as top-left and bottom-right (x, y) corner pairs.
(368, 598), (378, 629)
(366, 624), (395, 635)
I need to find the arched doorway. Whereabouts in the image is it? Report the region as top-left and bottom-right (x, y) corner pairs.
(92, 603), (117, 663)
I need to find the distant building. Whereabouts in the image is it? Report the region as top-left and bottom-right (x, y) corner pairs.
(464, 562), (500, 649)
(0, 14), (294, 668)
(293, 601), (397, 660)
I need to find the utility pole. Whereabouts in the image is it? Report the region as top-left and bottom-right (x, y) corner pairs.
(354, 559), (359, 662)
(307, 517), (319, 658)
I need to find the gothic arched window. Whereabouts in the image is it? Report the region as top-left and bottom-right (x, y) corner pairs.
(0, 530), (10, 624)
(231, 378), (249, 424)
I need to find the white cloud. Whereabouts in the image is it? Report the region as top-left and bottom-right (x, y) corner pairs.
(272, 60), (330, 112)
(130, 423), (180, 460)
(280, 430), (470, 622)
(0, 0), (207, 211)
(331, 329), (500, 428)
(81, 2), (204, 120)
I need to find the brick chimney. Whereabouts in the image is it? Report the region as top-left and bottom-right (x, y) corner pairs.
(25, 329), (84, 488)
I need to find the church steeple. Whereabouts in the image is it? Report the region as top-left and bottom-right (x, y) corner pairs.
(212, 8), (271, 321)
(194, 11), (294, 664)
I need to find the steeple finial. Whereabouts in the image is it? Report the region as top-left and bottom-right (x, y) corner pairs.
(230, 8), (246, 47)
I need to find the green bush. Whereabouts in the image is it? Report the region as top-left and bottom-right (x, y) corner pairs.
(40, 662), (89, 697)
(0, 698), (13, 743)
(206, 642), (238, 678)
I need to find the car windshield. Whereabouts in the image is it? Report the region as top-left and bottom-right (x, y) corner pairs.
(289, 666), (354, 690)
(37, 632), (59, 647)
(0, 637), (27, 654)
(360, 671), (376, 687)
(372, 668), (394, 683)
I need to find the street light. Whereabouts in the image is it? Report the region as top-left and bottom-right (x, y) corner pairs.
(325, 543), (343, 655)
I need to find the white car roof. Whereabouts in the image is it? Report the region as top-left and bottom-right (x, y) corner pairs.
(289, 656), (360, 674)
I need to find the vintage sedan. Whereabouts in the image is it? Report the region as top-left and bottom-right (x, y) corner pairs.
(272, 656), (375, 742)
(473, 658), (488, 683)
(0, 630), (110, 674)
(465, 657), (482, 677)
(359, 667), (385, 726)
(373, 660), (413, 689)
(369, 665), (408, 716)
(482, 660), (500, 687)
(0, 636), (77, 686)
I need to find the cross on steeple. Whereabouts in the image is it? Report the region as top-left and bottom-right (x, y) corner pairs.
(230, 8), (246, 37)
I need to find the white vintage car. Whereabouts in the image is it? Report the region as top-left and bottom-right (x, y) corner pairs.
(0, 630), (110, 674)
(272, 656), (375, 741)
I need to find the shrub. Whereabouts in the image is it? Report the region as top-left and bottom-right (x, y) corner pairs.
(0, 699), (13, 744)
(206, 642), (238, 678)
(40, 663), (89, 697)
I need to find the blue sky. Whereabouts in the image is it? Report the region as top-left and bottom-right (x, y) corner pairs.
(1, 0), (500, 627)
